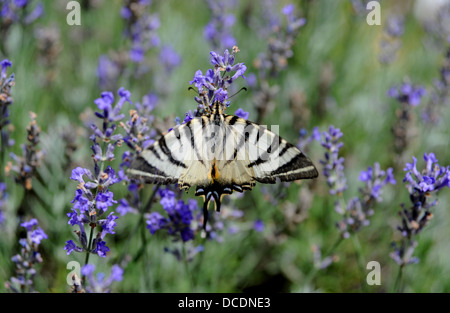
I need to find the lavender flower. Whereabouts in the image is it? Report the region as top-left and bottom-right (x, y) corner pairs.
(1, 59), (15, 181)
(251, 3), (306, 122)
(254, 3), (305, 79)
(65, 89), (130, 258)
(1, 1), (43, 55)
(0, 182), (6, 225)
(97, 54), (125, 92)
(6, 112), (45, 190)
(81, 264), (123, 293)
(403, 153), (450, 196)
(297, 127), (321, 151)
(316, 125), (347, 195)
(1, 59), (12, 79)
(116, 193), (139, 216)
(121, 0), (160, 63)
(311, 244), (337, 270)
(359, 163), (396, 200)
(145, 187), (198, 242)
(234, 108), (249, 120)
(0, 60), (14, 130)
(204, 0), (237, 51)
(143, 187), (204, 262)
(335, 163), (396, 238)
(379, 14), (405, 64)
(0, 0), (44, 26)
(388, 83), (427, 107)
(189, 46), (246, 108)
(159, 45), (182, 74)
(146, 185), (245, 260)
(118, 92), (159, 218)
(120, 93), (157, 154)
(5, 218), (47, 292)
(253, 219), (264, 232)
(100, 1), (181, 96)
(421, 42), (450, 125)
(391, 153), (450, 267)
(389, 81), (427, 170)
(315, 126), (396, 239)
(249, 0), (280, 38)
(34, 25), (62, 85)
(114, 92), (162, 244)
(415, 0), (450, 41)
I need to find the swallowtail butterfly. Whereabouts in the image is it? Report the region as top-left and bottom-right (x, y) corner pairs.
(128, 97), (318, 229)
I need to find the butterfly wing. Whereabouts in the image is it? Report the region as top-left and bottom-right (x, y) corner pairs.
(127, 117), (210, 186)
(220, 116), (318, 184)
(213, 115), (257, 188)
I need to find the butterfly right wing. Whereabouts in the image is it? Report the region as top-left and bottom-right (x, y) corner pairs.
(218, 115), (318, 185)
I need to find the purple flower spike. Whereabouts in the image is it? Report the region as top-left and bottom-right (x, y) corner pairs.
(66, 88), (126, 258)
(6, 218), (47, 292)
(81, 263), (123, 293)
(391, 152), (450, 267)
(388, 82), (427, 106)
(315, 125), (347, 195)
(204, 0), (237, 51)
(146, 187), (199, 243)
(188, 47), (246, 117)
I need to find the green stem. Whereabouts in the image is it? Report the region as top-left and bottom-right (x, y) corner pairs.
(84, 225), (95, 267)
(118, 185), (159, 263)
(304, 236), (343, 288)
(351, 234), (368, 292)
(182, 242), (194, 291)
(83, 141), (106, 267)
(81, 224), (95, 287)
(140, 213), (151, 291)
(0, 130), (5, 181)
(394, 266), (404, 293)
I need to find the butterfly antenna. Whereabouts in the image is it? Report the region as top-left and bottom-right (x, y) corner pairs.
(229, 87), (247, 99)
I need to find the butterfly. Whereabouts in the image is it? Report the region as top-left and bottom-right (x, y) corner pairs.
(128, 99), (318, 229)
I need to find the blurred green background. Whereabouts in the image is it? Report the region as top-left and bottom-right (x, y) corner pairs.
(1, 0), (450, 292)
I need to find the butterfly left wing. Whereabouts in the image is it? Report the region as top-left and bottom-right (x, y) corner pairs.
(127, 117), (209, 185)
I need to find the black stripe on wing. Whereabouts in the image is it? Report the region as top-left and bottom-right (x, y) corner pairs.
(248, 133), (282, 168)
(148, 146), (162, 160)
(228, 115), (239, 126)
(253, 152), (318, 183)
(270, 152), (318, 180)
(184, 120), (204, 164)
(225, 120), (253, 166)
(128, 155), (178, 184)
(158, 136), (187, 168)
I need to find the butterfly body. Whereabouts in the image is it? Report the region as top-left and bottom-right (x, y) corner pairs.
(128, 101), (318, 229)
